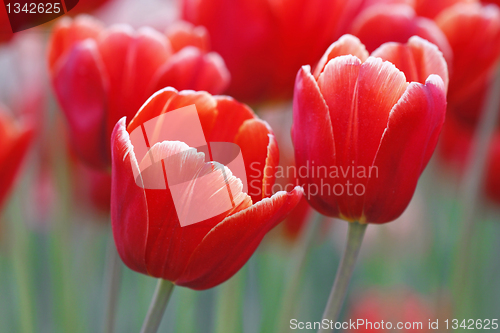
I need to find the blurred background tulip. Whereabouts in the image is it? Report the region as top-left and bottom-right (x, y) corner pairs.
(48, 15), (230, 170)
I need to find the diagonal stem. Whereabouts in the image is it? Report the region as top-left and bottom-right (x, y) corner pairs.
(140, 279), (175, 333)
(318, 221), (367, 333)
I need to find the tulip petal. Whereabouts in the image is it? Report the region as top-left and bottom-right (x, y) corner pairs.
(292, 65), (337, 216)
(53, 40), (109, 169)
(350, 4), (452, 62)
(111, 118), (149, 274)
(363, 75), (446, 223)
(127, 88), (218, 143)
(371, 36), (449, 90)
(318, 56), (408, 220)
(209, 96), (255, 142)
(47, 15), (103, 72)
(165, 21), (210, 53)
(150, 47), (230, 95)
(234, 118), (276, 203)
(140, 140), (250, 280)
(313, 34), (369, 79)
(98, 25), (172, 137)
(414, 0), (475, 19)
(0, 111), (33, 210)
(176, 186), (303, 289)
(436, 3), (500, 105)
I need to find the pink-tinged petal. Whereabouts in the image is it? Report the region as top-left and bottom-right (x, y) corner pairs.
(127, 88), (179, 134)
(165, 21), (210, 53)
(414, 0), (476, 19)
(140, 141), (247, 280)
(436, 3), (500, 106)
(350, 4), (452, 62)
(176, 187), (303, 290)
(318, 56), (408, 220)
(53, 40), (110, 169)
(363, 75), (446, 223)
(150, 47), (230, 95)
(48, 15), (103, 72)
(234, 118), (275, 203)
(372, 36), (449, 90)
(127, 88), (218, 142)
(313, 34), (369, 79)
(292, 65), (337, 217)
(111, 118), (149, 275)
(209, 96), (255, 142)
(167, 90), (219, 138)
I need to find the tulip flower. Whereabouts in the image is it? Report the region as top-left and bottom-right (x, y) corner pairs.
(0, 106), (33, 210)
(111, 87), (302, 290)
(48, 15), (230, 170)
(293, 34), (447, 224)
(292, 35), (447, 329)
(435, 3), (500, 124)
(182, 0), (355, 103)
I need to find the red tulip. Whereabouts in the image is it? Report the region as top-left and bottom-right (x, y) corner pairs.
(182, 0), (355, 103)
(292, 35), (447, 223)
(349, 4), (453, 62)
(0, 106), (33, 210)
(435, 3), (500, 123)
(48, 15), (230, 170)
(110, 87), (302, 289)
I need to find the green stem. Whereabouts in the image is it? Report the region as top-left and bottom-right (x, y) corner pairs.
(276, 212), (321, 333)
(318, 221), (367, 333)
(103, 235), (122, 333)
(140, 279), (175, 333)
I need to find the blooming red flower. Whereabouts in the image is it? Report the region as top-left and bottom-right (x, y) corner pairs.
(0, 106), (33, 210)
(111, 87), (302, 289)
(182, 0), (354, 103)
(292, 35), (447, 223)
(435, 3), (500, 124)
(48, 15), (230, 170)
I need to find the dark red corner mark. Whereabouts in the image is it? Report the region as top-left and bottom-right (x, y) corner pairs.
(1, 0), (79, 33)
